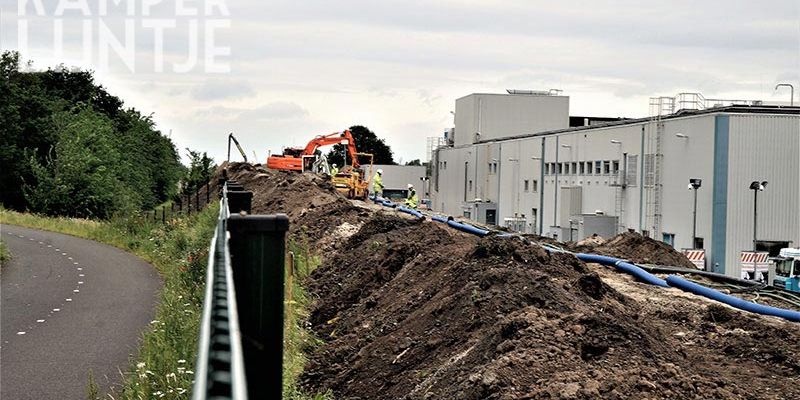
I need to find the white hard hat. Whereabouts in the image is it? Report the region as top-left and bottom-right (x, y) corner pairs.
(407, 183), (414, 189)
(377, 169), (383, 175)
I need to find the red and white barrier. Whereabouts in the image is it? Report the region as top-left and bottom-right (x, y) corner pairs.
(682, 249), (706, 270)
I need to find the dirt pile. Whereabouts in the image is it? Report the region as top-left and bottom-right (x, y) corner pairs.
(221, 162), (369, 243)
(301, 216), (800, 399)
(571, 231), (697, 269)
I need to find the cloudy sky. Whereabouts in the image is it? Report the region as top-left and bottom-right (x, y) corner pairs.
(2, 0), (799, 164)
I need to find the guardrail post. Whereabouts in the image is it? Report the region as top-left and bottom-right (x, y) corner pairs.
(227, 190), (253, 214)
(227, 214), (289, 399)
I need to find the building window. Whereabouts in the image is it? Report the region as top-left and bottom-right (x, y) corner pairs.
(612, 160), (620, 174)
(565, 163), (570, 175)
(558, 163), (563, 174)
(580, 162), (586, 174)
(523, 180), (530, 192)
(531, 208), (538, 234)
(663, 233), (675, 247)
(585, 161), (592, 175)
(532, 179), (538, 192)
(603, 161), (611, 175)
(468, 180), (473, 191)
(443, 161), (447, 169)
(595, 161), (602, 174)
(571, 162), (578, 175)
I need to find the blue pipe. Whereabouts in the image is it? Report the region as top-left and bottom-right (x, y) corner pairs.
(666, 275), (800, 322)
(381, 200), (396, 208)
(576, 253), (669, 288)
(431, 215), (449, 223)
(397, 206), (425, 220)
(446, 219), (490, 237)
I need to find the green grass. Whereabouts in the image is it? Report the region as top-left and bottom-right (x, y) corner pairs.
(284, 237), (333, 400)
(0, 240), (11, 266)
(2, 207), (333, 399)
(1, 206), (218, 399)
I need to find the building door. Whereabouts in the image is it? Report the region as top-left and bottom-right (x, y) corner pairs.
(485, 209), (497, 225)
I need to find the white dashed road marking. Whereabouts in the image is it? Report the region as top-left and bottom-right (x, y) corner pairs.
(6, 233), (93, 339)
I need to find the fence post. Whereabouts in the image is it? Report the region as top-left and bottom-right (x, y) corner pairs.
(196, 188), (200, 211)
(227, 214), (289, 399)
(153, 209), (157, 221)
(162, 207), (166, 223)
(206, 180), (210, 205)
(187, 194), (192, 215)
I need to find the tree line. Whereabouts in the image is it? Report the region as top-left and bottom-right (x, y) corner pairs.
(0, 51), (212, 219)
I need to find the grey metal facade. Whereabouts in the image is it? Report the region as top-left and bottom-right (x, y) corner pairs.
(431, 95), (800, 278)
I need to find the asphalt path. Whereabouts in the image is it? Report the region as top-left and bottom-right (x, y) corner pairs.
(1, 224), (162, 399)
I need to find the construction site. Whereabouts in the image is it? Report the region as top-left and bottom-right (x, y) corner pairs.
(220, 160), (800, 400)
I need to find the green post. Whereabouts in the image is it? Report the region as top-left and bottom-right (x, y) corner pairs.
(227, 214), (289, 399)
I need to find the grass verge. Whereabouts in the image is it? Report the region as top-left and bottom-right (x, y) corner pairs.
(284, 237), (333, 400)
(1, 207), (218, 399)
(0, 240), (11, 266)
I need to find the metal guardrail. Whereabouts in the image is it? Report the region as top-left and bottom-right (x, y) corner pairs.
(192, 181), (289, 400)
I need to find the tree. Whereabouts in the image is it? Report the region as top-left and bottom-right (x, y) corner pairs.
(24, 108), (131, 218)
(326, 125), (395, 166)
(2, 51), (185, 216)
(405, 159), (422, 166)
(182, 150), (215, 195)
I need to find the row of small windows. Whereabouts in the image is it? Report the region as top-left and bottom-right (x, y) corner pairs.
(544, 160), (620, 176)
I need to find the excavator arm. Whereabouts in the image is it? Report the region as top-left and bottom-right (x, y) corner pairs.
(301, 130), (360, 168)
(227, 132), (248, 163)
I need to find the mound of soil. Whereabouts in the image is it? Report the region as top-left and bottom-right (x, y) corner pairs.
(572, 231), (697, 269)
(301, 218), (800, 399)
(221, 162), (367, 243)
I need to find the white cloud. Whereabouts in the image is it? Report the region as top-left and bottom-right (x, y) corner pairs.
(1, 0), (797, 163)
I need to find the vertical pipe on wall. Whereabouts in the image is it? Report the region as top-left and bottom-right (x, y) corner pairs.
(539, 137), (546, 235)
(638, 125), (645, 232)
(553, 136), (560, 230)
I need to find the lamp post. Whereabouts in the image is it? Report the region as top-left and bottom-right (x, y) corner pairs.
(749, 180), (768, 279)
(688, 178), (702, 248)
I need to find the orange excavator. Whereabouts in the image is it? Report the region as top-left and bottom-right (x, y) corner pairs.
(266, 130), (373, 199)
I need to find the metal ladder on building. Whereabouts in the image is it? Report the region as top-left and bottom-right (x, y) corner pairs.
(652, 121), (664, 237)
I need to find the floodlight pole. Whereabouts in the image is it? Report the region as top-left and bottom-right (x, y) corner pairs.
(692, 186), (698, 246)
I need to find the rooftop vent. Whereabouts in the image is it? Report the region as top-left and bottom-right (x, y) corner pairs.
(506, 89), (562, 96)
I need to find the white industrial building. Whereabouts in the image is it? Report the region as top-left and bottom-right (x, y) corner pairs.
(431, 91), (800, 278)
(368, 164), (427, 200)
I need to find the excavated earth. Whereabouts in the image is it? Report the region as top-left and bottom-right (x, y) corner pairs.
(223, 163), (800, 400)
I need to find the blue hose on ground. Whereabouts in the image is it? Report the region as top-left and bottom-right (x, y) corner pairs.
(397, 206), (425, 220)
(430, 215), (449, 223)
(381, 200), (397, 208)
(445, 219), (490, 237)
(666, 275), (800, 322)
(576, 253), (670, 288)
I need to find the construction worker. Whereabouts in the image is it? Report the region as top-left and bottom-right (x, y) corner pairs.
(373, 169), (384, 198)
(330, 163), (339, 176)
(405, 184), (418, 209)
